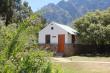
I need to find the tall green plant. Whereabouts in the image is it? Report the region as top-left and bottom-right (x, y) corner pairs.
(0, 14), (63, 73)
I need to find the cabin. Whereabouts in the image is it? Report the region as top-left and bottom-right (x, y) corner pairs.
(38, 22), (77, 56)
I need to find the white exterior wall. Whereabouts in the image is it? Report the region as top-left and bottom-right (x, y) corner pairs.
(39, 23), (72, 44)
(67, 33), (72, 44)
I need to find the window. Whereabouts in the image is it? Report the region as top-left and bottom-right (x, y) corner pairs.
(45, 35), (50, 44)
(51, 27), (54, 30)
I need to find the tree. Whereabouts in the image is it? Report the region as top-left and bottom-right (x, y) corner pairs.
(74, 9), (110, 45)
(13, 1), (33, 23)
(0, 0), (32, 26)
(0, 0), (17, 25)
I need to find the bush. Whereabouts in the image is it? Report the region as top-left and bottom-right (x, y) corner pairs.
(74, 10), (110, 45)
(0, 50), (63, 73)
(0, 14), (63, 73)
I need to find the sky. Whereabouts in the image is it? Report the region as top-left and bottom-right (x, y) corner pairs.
(26, 0), (62, 12)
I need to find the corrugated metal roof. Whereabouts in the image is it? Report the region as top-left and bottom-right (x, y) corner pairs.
(51, 22), (77, 35)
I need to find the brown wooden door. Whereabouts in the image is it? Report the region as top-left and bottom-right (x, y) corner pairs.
(45, 35), (50, 44)
(58, 34), (65, 52)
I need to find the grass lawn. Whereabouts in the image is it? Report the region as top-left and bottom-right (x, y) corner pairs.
(53, 56), (110, 73)
(59, 62), (110, 73)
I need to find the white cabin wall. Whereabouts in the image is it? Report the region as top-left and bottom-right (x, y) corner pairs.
(39, 33), (45, 44)
(67, 33), (72, 44)
(39, 23), (69, 44)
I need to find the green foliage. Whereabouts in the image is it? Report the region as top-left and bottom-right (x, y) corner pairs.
(0, 14), (62, 73)
(0, 50), (50, 73)
(13, 1), (33, 23)
(0, 24), (17, 50)
(74, 9), (110, 45)
(0, 0), (32, 26)
(0, 14), (45, 58)
(45, 63), (63, 73)
(0, 0), (18, 25)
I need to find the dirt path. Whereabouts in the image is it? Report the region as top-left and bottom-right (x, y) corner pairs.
(52, 57), (110, 64)
(52, 57), (72, 63)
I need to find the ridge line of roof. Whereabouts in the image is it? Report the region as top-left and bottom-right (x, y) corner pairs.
(51, 21), (77, 34)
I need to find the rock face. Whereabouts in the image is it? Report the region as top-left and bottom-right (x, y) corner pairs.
(38, 0), (110, 24)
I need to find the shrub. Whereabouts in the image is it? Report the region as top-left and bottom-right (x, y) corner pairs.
(0, 14), (63, 73)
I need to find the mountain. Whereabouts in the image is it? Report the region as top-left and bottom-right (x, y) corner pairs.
(38, 0), (110, 24)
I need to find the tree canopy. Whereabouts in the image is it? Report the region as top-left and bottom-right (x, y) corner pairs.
(74, 9), (110, 45)
(0, 0), (32, 26)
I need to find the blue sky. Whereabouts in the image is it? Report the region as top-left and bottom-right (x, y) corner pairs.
(26, 0), (62, 12)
